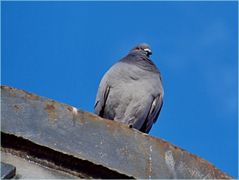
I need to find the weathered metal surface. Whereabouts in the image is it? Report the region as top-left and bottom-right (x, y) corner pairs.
(1, 85), (232, 179)
(1, 162), (16, 179)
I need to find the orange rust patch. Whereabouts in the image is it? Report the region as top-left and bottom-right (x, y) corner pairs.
(25, 92), (40, 100)
(67, 107), (73, 112)
(45, 104), (55, 111)
(44, 102), (58, 121)
(1, 85), (13, 90)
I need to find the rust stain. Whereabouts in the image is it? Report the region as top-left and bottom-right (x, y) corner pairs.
(1, 85), (13, 90)
(13, 104), (21, 111)
(45, 104), (55, 111)
(187, 153), (231, 179)
(2, 85), (39, 101)
(148, 137), (167, 157)
(24, 91), (40, 101)
(152, 139), (231, 179)
(44, 102), (58, 121)
(2, 86), (17, 97)
(1, 85), (233, 179)
(11, 93), (17, 97)
(67, 107), (73, 112)
(14, 105), (19, 109)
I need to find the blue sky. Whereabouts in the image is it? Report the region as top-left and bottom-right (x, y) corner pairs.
(2, 2), (238, 178)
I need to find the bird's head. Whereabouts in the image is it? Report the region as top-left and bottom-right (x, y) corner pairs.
(130, 43), (152, 57)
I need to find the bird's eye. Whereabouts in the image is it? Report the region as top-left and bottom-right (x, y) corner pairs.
(144, 48), (152, 55)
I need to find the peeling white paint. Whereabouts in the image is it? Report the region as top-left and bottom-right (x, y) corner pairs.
(165, 150), (177, 178)
(72, 107), (78, 115)
(148, 145), (153, 179)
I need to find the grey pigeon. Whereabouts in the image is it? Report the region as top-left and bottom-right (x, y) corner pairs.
(94, 43), (164, 133)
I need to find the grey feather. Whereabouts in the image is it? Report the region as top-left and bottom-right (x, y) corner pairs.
(94, 43), (164, 133)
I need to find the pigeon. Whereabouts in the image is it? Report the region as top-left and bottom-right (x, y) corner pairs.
(94, 43), (164, 133)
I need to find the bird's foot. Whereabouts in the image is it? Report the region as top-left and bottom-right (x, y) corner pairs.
(128, 124), (133, 128)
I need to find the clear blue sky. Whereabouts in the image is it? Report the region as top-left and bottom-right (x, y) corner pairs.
(2, 2), (238, 178)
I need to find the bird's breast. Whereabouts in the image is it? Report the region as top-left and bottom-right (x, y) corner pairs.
(106, 62), (163, 95)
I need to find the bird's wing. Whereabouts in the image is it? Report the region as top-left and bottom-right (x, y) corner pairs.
(140, 94), (163, 133)
(94, 62), (126, 117)
(94, 76), (111, 117)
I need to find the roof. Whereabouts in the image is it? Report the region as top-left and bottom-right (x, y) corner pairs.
(1, 85), (232, 179)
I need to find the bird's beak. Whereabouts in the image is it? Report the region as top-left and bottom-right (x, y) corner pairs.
(144, 48), (152, 55)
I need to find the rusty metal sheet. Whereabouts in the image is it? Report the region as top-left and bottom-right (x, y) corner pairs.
(1, 85), (232, 179)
